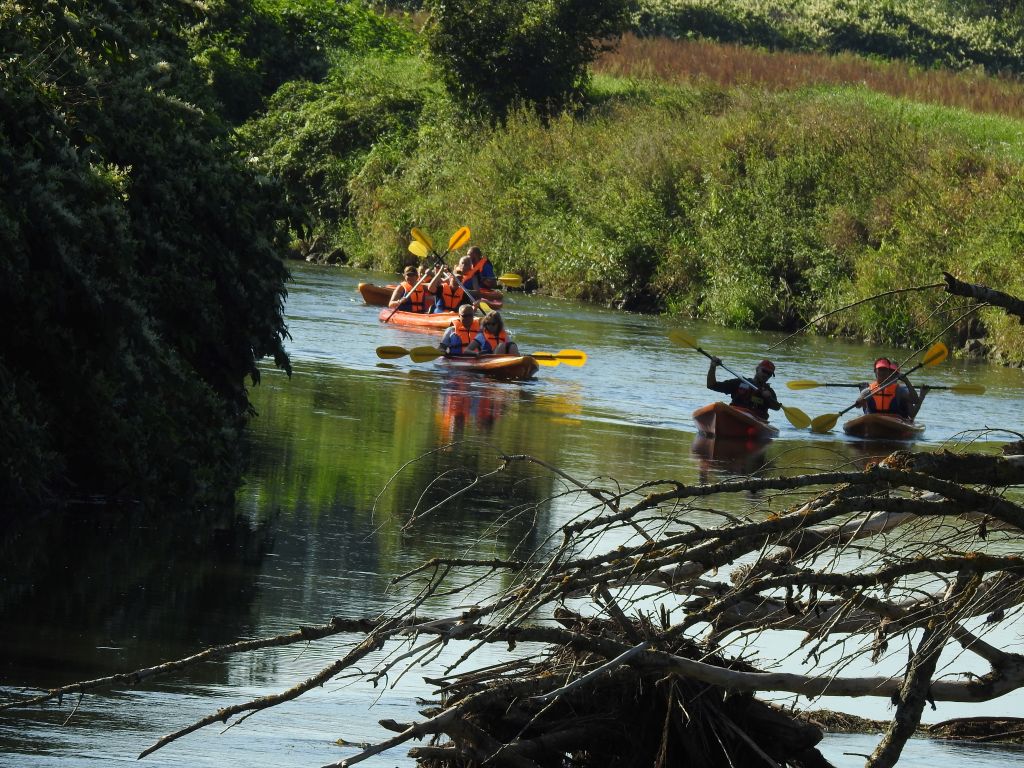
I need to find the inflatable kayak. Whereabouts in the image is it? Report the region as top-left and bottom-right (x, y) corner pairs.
(439, 354), (539, 381)
(692, 402), (779, 440)
(842, 413), (925, 440)
(359, 283), (503, 309)
(378, 308), (457, 331)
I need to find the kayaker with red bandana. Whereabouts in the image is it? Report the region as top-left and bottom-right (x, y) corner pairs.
(706, 358), (781, 421)
(855, 358), (927, 419)
(467, 310), (519, 356)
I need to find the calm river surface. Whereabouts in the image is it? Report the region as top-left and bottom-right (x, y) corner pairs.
(2, 262), (1024, 767)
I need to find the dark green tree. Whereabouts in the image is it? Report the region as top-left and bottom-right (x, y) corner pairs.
(426, 0), (636, 119)
(0, 0), (291, 510)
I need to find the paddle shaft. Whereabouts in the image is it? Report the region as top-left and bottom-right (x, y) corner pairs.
(810, 381), (971, 392)
(698, 346), (758, 390)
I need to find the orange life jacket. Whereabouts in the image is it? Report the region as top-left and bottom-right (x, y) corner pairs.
(398, 279), (427, 312)
(437, 281), (466, 311)
(868, 383), (900, 414)
(452, 317), (479, 346)
(464, 256), (490, 282)
(477, 328), (507, 354)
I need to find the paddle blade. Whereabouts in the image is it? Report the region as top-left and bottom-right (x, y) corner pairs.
(409, 346), (444, 363)
(668, 329), (699, 350)
(497, 273), (523, 288)
(478, 300), (492, 313)
(529, 350), (587, 366)
(950, 383), (985, 395)
(810, 413), (839, 434)
(923, 342), (949, 367)
(533, 356), (560, 367)
(787, 380), (823, 390)
(376, 346), (409, 360)
(448, 227), (471, 252)
(782, 405), (811, 430)
(554, 349), (587, 366)
(411, 227), (434, 252)
(408, 240), (430, 259)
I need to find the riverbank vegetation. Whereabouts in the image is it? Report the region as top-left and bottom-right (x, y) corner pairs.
(7, 0), (1024, 507)
(230, 1), (1024, 366)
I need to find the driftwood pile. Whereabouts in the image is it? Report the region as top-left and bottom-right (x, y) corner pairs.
(4, 445), (1024, 768)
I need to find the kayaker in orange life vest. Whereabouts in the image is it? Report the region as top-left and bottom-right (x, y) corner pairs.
(437, 304), (480, 356)
(855, 358), (928, 419)
(461, 246), (498, 291)
(427, 265), (471, 313)
(467, 310), (519, 356)
(388, 265), (430, 313)
(706, 358), (781, 421)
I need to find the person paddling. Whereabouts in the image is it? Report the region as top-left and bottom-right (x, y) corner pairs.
(461, 246), (498, 292)
(855, 357), (928, 419)
(467, 310), (519, 356)
(707, 358), (780, 421)
(388, 265), (430, 313)
(438, 304), (480, 356)
(428, 264), (472, 313)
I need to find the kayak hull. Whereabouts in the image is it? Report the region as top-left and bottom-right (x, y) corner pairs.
(360, 283), (502, 308)
(842, 414), (925, 440)
(440, 355), (539, 381)
(378, 308), (457, 331)
(692, 402), (779, 440)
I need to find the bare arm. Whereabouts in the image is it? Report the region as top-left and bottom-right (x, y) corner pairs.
(388, 285), (406, 309)
(706, 358), (721, 389)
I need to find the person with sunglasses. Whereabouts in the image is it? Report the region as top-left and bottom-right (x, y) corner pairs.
(706, 357), (780, 421)
(855, 358), (928, 419)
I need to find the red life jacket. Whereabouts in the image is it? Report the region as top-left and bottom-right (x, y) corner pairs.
(437, 281), (466, 311)
(477, 328), (507, 354)
(399, 279), (427, 312)
(868, 383), (900, 414)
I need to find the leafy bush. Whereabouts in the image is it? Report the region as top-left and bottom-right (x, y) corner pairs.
(425, 0), (637, 119)
(0, 0), (291, 510)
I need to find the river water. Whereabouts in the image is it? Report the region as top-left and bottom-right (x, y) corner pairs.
(2, 262), (1023, 767)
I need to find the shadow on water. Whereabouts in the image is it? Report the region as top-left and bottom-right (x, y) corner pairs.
(0, 503), (272, 689)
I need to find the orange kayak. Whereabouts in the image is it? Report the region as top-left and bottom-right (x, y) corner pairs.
(692, 402), (779, 440)
(359, 283), (503, 309)
(378, 308), (457, 331)
(439, 355), (539, 381)
(843, 414), (925, 440)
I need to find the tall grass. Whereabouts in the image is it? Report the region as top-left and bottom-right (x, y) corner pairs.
(351, 81), (1024, 361)
(596, 34), (1024, 119)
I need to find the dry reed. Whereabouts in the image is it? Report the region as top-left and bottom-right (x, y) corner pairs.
(596, 34), (1024, 118)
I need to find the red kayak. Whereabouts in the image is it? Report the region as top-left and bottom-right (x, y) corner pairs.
(378, 308), (457, 331)
(843, 413), (925, 440)
(359, 283), (503, 309)
(692, 402), (779, 440)
(439, 355), (539, 381)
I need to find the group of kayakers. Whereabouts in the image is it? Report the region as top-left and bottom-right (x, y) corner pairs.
(388, 246), (519, 358)
(708, 355), (929, 421)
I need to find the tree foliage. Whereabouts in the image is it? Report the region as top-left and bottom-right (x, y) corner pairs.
(0, 0), (291, 510)
(425, 0), (637, 119)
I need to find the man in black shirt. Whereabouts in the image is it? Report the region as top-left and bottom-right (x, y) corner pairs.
(706, 357), (780, 421)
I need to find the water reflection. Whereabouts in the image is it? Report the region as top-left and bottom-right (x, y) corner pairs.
(691, 436), (773, 483)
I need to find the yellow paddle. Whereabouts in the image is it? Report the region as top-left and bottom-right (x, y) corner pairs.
(498, 273), (523, 288)
(668, 329), (811, 430)
(789, 378), (983, 395)
(407, 242), (492, 313)
(385, 228), (469, 323)
(809, 342), (949, 434)
(375, 345), (445, 363)
(410, 227), (434, 252)
(529, 349), (587, 367)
